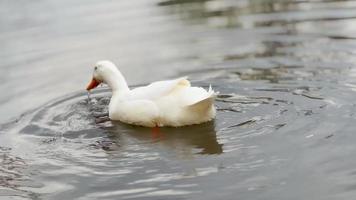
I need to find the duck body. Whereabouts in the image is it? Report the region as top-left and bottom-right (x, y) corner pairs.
(87, 61), (217, 127)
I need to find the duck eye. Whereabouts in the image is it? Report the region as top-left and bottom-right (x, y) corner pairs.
(94, 66), (98, 70)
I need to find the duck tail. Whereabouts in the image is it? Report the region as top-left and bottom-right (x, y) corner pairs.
(187, 85), (218, 111)
(187, 96), (215, 112)
(208, 84), (219, 97)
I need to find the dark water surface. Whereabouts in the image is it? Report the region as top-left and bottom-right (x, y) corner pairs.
(2, 0), (356, 199)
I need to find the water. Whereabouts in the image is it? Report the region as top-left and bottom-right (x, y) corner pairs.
(2, 0), (356, 199)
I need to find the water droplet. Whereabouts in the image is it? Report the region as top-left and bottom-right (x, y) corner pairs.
(87, 91), (91, 104)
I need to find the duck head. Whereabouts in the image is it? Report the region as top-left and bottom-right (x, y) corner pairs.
(86, 60), (129, 93)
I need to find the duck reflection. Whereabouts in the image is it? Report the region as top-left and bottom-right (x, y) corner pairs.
(100, 121), (223, 155)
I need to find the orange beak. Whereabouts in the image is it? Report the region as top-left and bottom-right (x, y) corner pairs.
(86, 78), (101, 91)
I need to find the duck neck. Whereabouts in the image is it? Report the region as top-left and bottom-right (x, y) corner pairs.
(105, 70), (130, 94)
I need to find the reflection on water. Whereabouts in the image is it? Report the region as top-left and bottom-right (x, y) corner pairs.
(105, 121), (223, 155)
(158, 0), (356, 28)
(2, 0), (356, 199)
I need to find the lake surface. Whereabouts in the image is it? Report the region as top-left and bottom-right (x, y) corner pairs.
(2, 0), (356, 199)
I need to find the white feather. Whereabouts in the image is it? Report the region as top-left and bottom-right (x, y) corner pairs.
(90, 61), (217, 127)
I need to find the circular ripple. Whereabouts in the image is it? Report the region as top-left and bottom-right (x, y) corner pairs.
(0, 77), (333, 199)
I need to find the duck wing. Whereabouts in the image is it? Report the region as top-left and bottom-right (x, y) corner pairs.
(127, 77), (190, 100)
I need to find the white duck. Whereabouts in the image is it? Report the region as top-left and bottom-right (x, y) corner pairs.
(86, 60), (217, 127)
